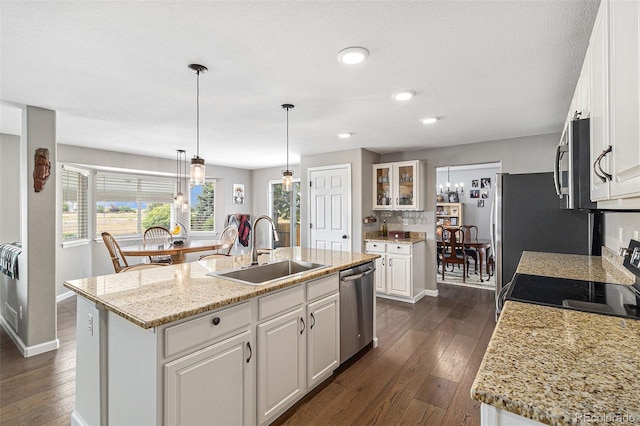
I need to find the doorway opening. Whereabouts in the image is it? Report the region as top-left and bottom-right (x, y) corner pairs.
(435, 163), (500, 290)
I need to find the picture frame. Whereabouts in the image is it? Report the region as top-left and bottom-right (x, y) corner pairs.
(451, 208), (458, 215)
(470, 189), (480, 199)
(233, 183), (245, 204)
(448, 192), (459, 202)
(472, 179), (479, 188)
(481, 177), (491, 189)
(481, 190), (489, 199)
(450, 217), (458, 226)
(477, 199), (485, 208)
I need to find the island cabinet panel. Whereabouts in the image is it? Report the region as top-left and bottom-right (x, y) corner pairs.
(165, 330), (254, 426)
(257, 306), (306, 425)
(306, 292), (340, 389)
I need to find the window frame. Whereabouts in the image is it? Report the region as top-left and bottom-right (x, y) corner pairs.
(61, 165), (90, 247)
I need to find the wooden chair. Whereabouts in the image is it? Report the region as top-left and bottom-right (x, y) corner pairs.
(460, 225), (479, 274)
(143, 226), (173, 264)
(198, 226), (239, 260)
(102, 232), (169, 273)
(438, 227), (468, 283)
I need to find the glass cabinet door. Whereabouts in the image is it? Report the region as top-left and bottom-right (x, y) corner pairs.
(373, 164), (393, 210)
(395, 162), (416, 208)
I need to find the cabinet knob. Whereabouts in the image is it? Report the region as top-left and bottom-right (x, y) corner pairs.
(212, 317), (221, 326)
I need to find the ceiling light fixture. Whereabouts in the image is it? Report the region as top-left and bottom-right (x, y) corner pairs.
(337, 132), (353, 139)
(175, 149), (186, 206)
(421, 117), (438, 125)
(337, 47), (369, 65)
(188, 63), (207, 185)
(392, 90), (416, 101)
(282, 104), (295, 192)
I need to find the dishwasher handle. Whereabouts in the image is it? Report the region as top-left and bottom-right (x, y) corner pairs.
(341, 267), (374, 282)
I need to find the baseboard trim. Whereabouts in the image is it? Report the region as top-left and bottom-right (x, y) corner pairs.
(0, 314), (59, 357)
(70, 410), (87, 426)
(57, 290), (76, 303)
(423, 288), (439, 297)
(376, 290), (437, 304)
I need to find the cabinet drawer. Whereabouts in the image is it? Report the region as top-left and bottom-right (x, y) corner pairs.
(387, 243), (412, 255)
(365, 241), (386, 253)
(307, 273), (339, 302)
(259, 285), (304, 321)
(164, 302), (252, 359)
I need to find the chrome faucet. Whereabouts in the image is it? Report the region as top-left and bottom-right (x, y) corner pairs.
(251, 215), (279, 265)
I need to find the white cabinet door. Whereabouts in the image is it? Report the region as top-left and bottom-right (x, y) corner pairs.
(608, 0), (640, 200)
(373, 163), (394, 210)
(257, 307), (306, 425)
(307, 293), (340, 388)
(590, 2), (611, 201)
(373, 255), (386, 293)
(387, 255), (411, 298)
(165, 330), (254, 426)
(394, 161), (421, 210)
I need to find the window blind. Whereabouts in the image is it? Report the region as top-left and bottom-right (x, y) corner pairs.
(62, 167), (88, 241)
(96, 173), (175, 237)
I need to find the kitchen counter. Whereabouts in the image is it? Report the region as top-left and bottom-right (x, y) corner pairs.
(471, 251), (640, 425)
(364, 231), (426, 244)
(64, 247), (378, 329)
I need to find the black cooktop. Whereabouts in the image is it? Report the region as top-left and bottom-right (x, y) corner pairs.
(506, 273), (640, 320)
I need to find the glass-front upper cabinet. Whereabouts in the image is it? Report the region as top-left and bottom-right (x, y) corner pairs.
(373, 160), (424, 211)
(373, 163), (394, 210)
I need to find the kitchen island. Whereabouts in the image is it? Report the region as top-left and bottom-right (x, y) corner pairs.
(471, 251), (640, 425)
(64, 247), (379, 426)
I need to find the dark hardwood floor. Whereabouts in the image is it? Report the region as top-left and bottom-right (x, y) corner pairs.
(0, 283), (495, 425)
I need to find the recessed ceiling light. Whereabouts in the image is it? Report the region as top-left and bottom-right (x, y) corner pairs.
(420, 117), (438, 125)
(337, 132), (353, 139)
(392, 90), (415, 101)
(337, 47), (369, 65)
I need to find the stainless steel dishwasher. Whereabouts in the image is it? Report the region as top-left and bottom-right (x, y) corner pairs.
(339, 261), (375, 364)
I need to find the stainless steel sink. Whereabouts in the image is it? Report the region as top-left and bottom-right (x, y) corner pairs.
(209, 260), (329, 285)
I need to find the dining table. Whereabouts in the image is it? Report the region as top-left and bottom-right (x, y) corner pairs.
(120, 239), (225, 264)
(437, 238), (492, 282)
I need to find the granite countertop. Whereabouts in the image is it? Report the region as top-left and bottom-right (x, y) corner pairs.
(364, 231), (426, 244)
(64, 247), (378, 329)
(472, 251), (640, 425)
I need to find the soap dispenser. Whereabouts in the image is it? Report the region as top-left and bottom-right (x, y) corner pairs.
(382, 220), (388, 237)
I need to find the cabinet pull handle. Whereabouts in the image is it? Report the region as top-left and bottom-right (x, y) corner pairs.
(246, 342), (252, 363)
(212, 317), (221, 326)
(597, 145), (613, 182)
(300, 318), (305, 334)
(396, 197), (399, 205)
(389, 258), (392, 266)
(310, 312), (316, 329)
(382, 258), (384, 266)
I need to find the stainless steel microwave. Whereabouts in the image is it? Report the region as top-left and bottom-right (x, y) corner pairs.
(554, 118), (596, 210)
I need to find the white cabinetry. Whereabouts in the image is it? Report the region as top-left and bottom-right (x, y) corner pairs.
(588, 0), (640, 208)
(373, 161), (424, 211)
(164, 302), (255, 426)
(365, 240), (426, 303)
(257, 274), (340, 425)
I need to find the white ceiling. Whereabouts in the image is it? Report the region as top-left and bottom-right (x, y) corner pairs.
(0, 1), (599, 170)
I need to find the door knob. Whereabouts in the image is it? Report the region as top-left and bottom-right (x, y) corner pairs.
(342, 235), (348, 239)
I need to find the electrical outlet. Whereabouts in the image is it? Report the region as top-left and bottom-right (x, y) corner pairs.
(19, 306), (22, 320)
(88, 314), (94, 336)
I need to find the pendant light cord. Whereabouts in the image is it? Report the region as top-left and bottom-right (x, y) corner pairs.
(286, 106), (289, 171)
(196, 70), (200, 158)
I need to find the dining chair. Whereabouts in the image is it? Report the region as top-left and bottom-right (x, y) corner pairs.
(460, 225), (479, 274)
(438, 227), (468, 283)
(102, 232), (169, 273)
(143, 226), (173, 264)
(217, 225), (239, 255)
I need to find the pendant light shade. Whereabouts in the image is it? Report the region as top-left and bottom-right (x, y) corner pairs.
(189, 64), (207, 185)
(281, 104), (294, 192)
(175, 149), (186, 207)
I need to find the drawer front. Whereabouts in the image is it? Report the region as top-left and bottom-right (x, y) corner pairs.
(365, 241), (386, 253)
(307, 273), (339, 302)
(387, 243), (412, 255)
(164, 302), (252, 359)
(259, 285), (305, 321)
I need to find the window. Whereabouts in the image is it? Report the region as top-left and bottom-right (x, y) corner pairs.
(269, 180), (300, 247)
(190, 180), (215, 232)
(96, 173), (174, 238)
(61, 166), (88, 242)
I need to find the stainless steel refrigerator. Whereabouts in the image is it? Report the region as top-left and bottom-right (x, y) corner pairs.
(491, 172), (602, 308)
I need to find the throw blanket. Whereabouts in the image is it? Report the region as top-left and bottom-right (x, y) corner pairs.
(238, 215), (251, 247)
(0, 242), (22, 279)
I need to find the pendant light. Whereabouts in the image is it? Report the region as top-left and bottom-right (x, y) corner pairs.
(174, 149), (186, 206)
(189, 64), (207, 185)
(281, 104), (294, 192)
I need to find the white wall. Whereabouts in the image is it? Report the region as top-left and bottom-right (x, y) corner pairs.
(0, 133), (21, 243)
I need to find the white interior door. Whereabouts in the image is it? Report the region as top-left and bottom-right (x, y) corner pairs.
(308, 165), (351, 252)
